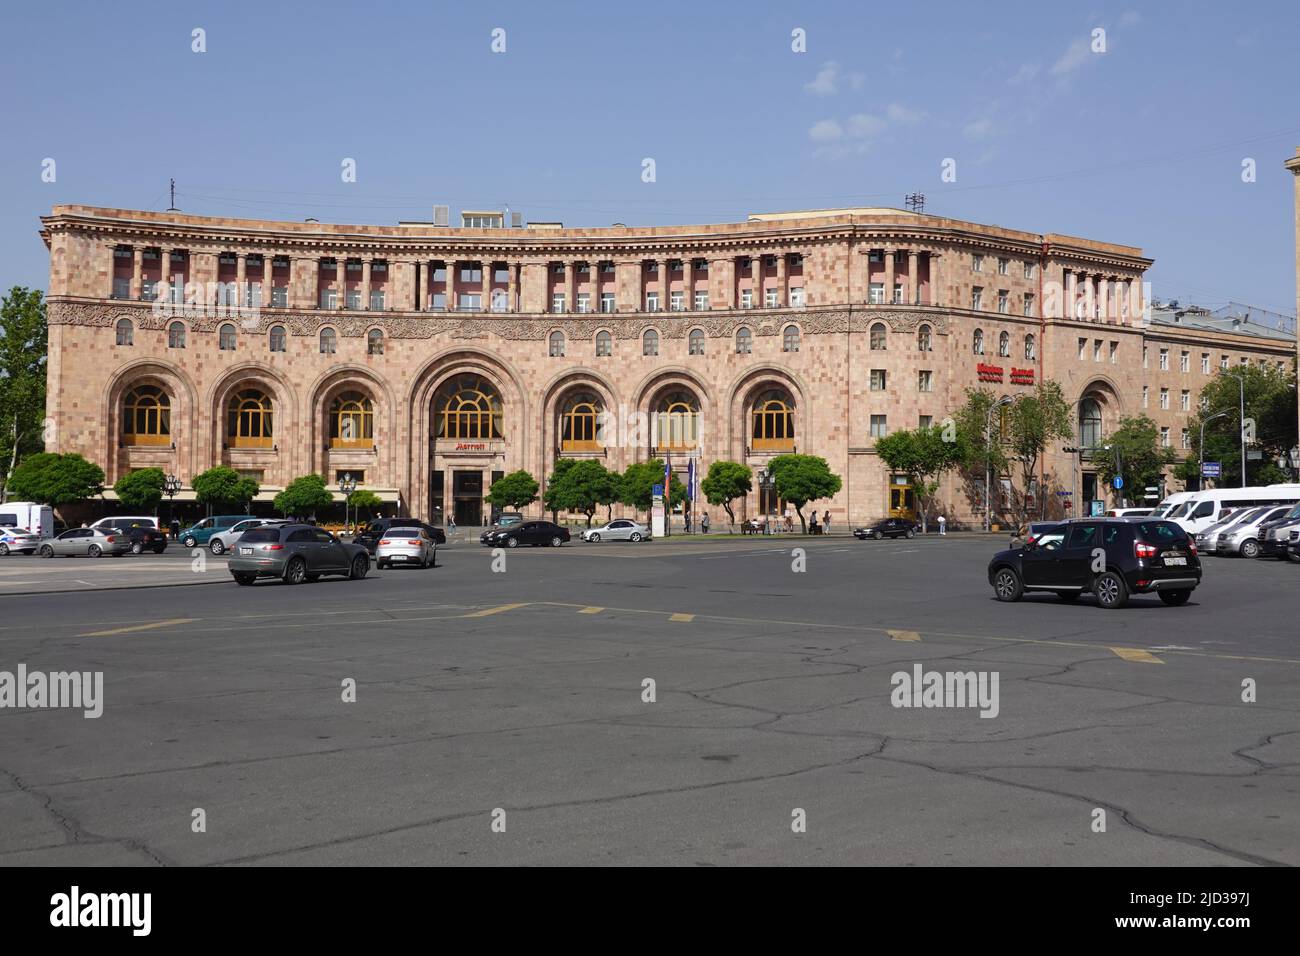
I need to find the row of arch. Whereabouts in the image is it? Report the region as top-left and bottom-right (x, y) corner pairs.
(116, 318), (387, 356)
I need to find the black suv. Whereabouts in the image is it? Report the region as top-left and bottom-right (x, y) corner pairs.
(102, 524), (168, 555)
(987, 517), (1201, 609)
(354, 518), (445, 554)
(853, 518), (917, 540)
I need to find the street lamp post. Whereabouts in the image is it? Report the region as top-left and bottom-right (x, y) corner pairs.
(1199, 410), (1230, 490)
(163, 473), (181, 536)
(338, 472), (357, 535)
(1102, 443), (1124, 508)
(984, 396), (1014, 533)
(757, 468), (772, 535)
(1225, 371), (1247, 488)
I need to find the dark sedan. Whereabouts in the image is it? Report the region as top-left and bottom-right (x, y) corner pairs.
(354, 518), (445, 553)
(227, 523), (371, 585)
(854, 517), (917, 540)
(480, 520), (570, 548)
(102, 524), (168, 555)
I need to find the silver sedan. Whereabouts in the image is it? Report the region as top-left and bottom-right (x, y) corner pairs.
(581, 519), (650, 543)
(375, 527), (436, 569)
(37, 528), (131, 558)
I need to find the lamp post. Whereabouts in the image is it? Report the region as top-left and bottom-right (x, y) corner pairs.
(984, 396), (1014, 532)
(1102, 443), (1124, 508)
(338, 472), (357, 534)
(757, 468), (773, 535)
(1199, 410), (1230, 490)
(163, 472), (181, 536)
(1224, 371), (1247, 488)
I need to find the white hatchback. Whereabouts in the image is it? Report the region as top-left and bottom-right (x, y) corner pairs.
(375, 527), (436, 569)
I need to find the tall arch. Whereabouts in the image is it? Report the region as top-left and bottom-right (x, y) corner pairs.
(101, 359), (200, 484)
(207, 363), (300, 482)
(538, 367), (623, 474)
(307, 365), (397, 486)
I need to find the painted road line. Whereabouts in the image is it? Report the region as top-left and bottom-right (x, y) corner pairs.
(79, 618), (197, 637)
(578, 606), (604, 614)
(887, 629), (921, 642)
(463, 603), (530, 618)
(1110, 646), (1165, 664)
(670, 613), (695, 623)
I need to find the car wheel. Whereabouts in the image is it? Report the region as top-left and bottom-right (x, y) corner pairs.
(131, 541), (144, 555)
(905, 529), (915, 539)
(210, 539), (225, 555)
(588, 533), (601, 543)
(283, 557), (307, 585)
(0, 543), (8, 556)
(182, 536), (196, 549)
(551, 536), (564, 547)
(39, 545), (53, 559)
(873, 530), (883, 540)
(88, 544), (102, 558)
(629, 532), (642, 542)
(993, 567), (1023, 602)
(1094, 571), (1129, 609)
(506, 537), (519, 548)
(153, 544), (166, 554)
(1287, 550), (1300, 564)
(1240, 539), (1259, 559)
(377, 560), (387, 569)
(232, 572), (257, 586)
(1158, 589), (1191, 606)
(349, 554), (368, 579)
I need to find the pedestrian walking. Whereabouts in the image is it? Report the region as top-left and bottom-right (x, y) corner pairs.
(701, 512), (710, 534)
(448, 515), (457, 535)
(784, 507), (793, 533)
(822, 510), (831, 534)
(684, 511), (692, 534)
(937, 514), (947, 536)
(809, 513), (820, 535)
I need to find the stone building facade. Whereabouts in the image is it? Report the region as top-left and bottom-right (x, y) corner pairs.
(39, 204), (1297, 526)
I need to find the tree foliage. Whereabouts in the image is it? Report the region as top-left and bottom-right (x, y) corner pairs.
(700, 460), (752, 529)
(6, 452), (104, 518)
(545, 460), (619, 526)
(274, 473), (334, 518)
(191, 466), (260, 512)
(619, 459), (685, 519)
(768, 454), (842, 532)
(113, 467), (166, 512)
(1091, 416), (1175, 506)
(0, 287), (48, 501)
(874, 425), (963, 532)
(1174, 363), (1298, 488)
(485, 469), (540, 511)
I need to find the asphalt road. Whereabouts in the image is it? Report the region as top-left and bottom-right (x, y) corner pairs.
(1, 534), (1297, 865)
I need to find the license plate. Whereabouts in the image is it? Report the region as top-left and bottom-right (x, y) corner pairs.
(1164, 555), (1187, 566)
(239, 547), (253, 555)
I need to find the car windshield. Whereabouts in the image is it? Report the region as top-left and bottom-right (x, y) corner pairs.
(239, 527), (281, 543)
(1165, 502), (1192, 519)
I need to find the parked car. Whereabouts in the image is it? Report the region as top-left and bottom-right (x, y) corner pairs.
(227, 524), (370, 585)
(101, 524), (168, 555)
(581, 519), (650, 543)
(207, 518), (292, 555)
(1215, 505), (1292, 558)
(178, 515), (248, 549)
(1193, 508), (1251, 554)
(492, 512), (525, 529)
(90, 516), (159, 534)
(354, 518), (445, 554)
(1105, 508), (1153, 517)
(0, 527), (42, 556)
(854, 518), (917, 540)
(1257, 503), (1300, 559)
(36, 527), (131, 558)
(480, 520), (570, 548)
(0, 501), (55, 538)
(375, 526), (437, 569)
(987, 517), (1201, 609)
(1286, 530), (1300, 563)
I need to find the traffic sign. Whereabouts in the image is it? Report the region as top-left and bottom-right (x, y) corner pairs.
(1112, 476), (1124, 490)
(652, 484), (664, 496)
(1201, 462), (1221, 478)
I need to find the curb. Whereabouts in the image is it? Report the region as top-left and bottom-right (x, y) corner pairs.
(1, 576), (231, 598)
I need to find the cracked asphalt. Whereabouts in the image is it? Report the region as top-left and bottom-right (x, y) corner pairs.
(1, 534), (1297, 866)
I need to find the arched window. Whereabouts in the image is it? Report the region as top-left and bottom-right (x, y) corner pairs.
(115, 319), (133, 346)
(320, 328), (337, 354)
(869, 322), (887, 350)
(330, 391), (374, 448)
(643, 329), (659, 356)
(973, 328), (984, 355)
(595, 330), (612, 357)
(917, 324), (932, 352)
(735, 327), (752, 354)
(998, 331), (1010, 357)
(751, 388), (795, 452)
(549, 331), (566, 357)
(1079, 398), (1102, 452)
(168, 321), (186, 349)
(561, 392), (602, 452)
(656, 390), (699, 450)
(689, 329), (705, 356)
(227, 388), (273, 448)
(219, 323), (236, 351)
(435, 374), (503, 440)
(367, 329), (384, 355)
(1024, 334), (1036, 361)
(122, 385), (170, 446)
(269, 325), (286, 352)
(782, 324), (800, 353)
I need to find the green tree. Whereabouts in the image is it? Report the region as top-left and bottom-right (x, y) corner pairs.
(6, 452), (104, 521)
(700, 460), (752, 530)
(1092, 416), (1175, 507)
(1175, 363), (1298, 488)
(347, 488), (383, 513)
(191, 466), (260, 513)
(113, 467), (166, 512)
(546, 460), (619, 527)
(619, 459), (684, 522)
(485, 469), (540, 511)
(0, 287), (47, 501)
(874, 425), (964, 532)
(274, 473), (335, 518)
(543, 458), (577, 523)
(768, 454), (842, 532)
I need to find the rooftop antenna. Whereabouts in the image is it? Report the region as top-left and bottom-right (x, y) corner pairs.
(904, 192), (925, 213)
(166, 178), (180, 212)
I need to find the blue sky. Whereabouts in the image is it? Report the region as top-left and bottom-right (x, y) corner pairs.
(2, 0), (1298, 315)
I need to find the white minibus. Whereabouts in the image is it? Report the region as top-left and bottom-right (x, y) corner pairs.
(1167, 486), (1300, 535)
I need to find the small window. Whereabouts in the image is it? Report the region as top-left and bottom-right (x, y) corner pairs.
(870, 369), (887, 391)
(917, 325), (932, 351)
(918, 370), (933, 392)
(689, 329), (705, 355)
(269, 325), (286, 352)
(595, 330), (612, 356)
(642, 329), (659, 356)
(219, 323), (236, 350)
(167, 321), (186, 349)
(367, 329), (384, 355)
(973, 329), (984, 355)
(1024, 334), (1035, 361)
(782, 325), (800, 353)
(998, 331), (1010, 357)
(736, 327), (752, 354)
(320, 328), (337, 354)
(549, 331), (566, 357)
(869, 323), (887, 350)
(116, 319), (134, 346)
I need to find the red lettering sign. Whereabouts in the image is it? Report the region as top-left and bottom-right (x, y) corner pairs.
(977, 363), (1004, 383)
(1010, 367), (1035, 385)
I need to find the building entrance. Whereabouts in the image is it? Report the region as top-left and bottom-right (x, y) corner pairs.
(453, 470), (485, 526)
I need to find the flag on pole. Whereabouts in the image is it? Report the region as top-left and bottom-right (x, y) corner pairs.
(686, 458), (695, 502)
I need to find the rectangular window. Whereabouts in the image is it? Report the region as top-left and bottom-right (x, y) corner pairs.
(971, 287), (983, 310)
(997, 290), (1009, 314)
(1023, 262), (1035, 279)
(460, 266), (482, 283)
(997, 257), (1009, 275)
(1220, 354), (1229, 369)
(1180, 351), (1189, 372)
(346, 289), (362, 310)
(602, 262), (616, 274)
(552, 293), (566, 313)
(1023, 293), (1035, 317)
(1160, 427), (1170, 448)
(870, 369), (887, 391)
(1180, 390), (1190, 411)
(645, 292), (659, 312)
(790, 286), (805, 307)
(1143, 346), (1149, 369)
(1109, 341), (1118, 364)
(430, 292), (446, 310)
(458, 294), (480, 311)
(740, 289), (753, 309)
(369, 290), (385, 311)
(600, 293), (615, 313)
(670, 291), (684, 312)
(918, 370), (933, 392)
(1159, 388), (1169, 409)
(1181, 428), (1190, 450)
(1142, 386), (1149, 408)
(919, 415), (933, 429)
(1159, 348), (1169, 370)
(765, 289), (779, 308)
(869, 282), (885, 304)
(1201, 353), (1210, 374)
(576, 293), (591, 314)
(971, 255), (983, 273)
(694, 290), (709, 311)
(112, 277), (130, 299)
(870, 415), (888, 438)
(1078, 338), (1087, 360)
(319, 289), (336, 309)
(271, 286), (287, 308)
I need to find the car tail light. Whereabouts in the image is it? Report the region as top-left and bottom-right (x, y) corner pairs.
(266, 544), (284, 550)
(1187, 540), (1197, 555)
(104, 535), (115, 543)
(379, 539), (391, 546)
(1134, 541), (1157, 559)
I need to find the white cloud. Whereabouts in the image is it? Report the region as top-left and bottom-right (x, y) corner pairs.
(805, 61), (841, 96)
(886, 103), (926, 125)
(1049, 37), (1092, 77)
(846, 113), (887, 138)
(964, 117), (995, 141)
(808, 119), (845, 142)
(1007, 62), (1040, 85)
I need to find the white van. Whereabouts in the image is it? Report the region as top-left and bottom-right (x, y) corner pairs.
(0, 501), (55, 537)
(90, 515), (159, 533)
(1167, 487), (1300, 535)
(1151, 492), (1195, 520)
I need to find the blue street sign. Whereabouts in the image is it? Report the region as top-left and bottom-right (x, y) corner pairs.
(1202, 461), (1221, 478)
(1113, 476), (1124, 490)
(652, 484), (664, 497)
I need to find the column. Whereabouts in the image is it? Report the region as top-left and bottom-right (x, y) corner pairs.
(507, 261), (517, 312)
(883, 248), (894, 304)
(445, 258), (456, 311)
(1065, 270), (1078, 320)
(907, 250), (920, 305)
(560, 261), (573, 312)
(262, 256), (273, 307)
(421, 261), (432, 310)
(236, 254), (248, 308)
(484, 260), (495, 311)
(928, 251), (942, 306)
(159, 248), (172, 303)
(658, 259), (670, 311)
(1097, 276), (1111, 323)
(753, 255), (765, 307)
(683, 258), (695, 311)
(129, 247), (143, 299)
(1083, 272), (1095, 321)
(712, 257), (733, 309)
(335, 258), (346, 309)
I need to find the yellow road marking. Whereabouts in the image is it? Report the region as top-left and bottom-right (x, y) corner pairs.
(887, 629), (921, 642)
(80, 618), (197, 637)
(1110, 646), (1165, 664)
(463, 603), (529, 618)
(578, 606), (604, 614)
(670, 613), (695, 623)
